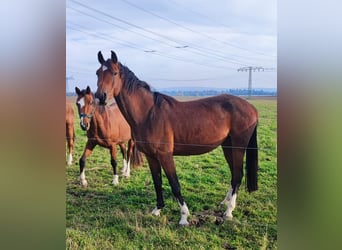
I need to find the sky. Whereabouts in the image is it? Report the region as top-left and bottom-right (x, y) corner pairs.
(66, 0), (277, 93)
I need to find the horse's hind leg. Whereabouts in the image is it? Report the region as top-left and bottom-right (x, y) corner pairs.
(223, 134), (252, 219)
(221, 136), (234, 206)
(224, 126), (255, 219)
(224, 147), (244, 219)
(110, 145), (119, 185)
(79, 141), (96, 187)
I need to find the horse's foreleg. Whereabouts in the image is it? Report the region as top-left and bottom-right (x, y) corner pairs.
(159, 153), (189, 226)
(110, 146), (119, 185)
(146, 155), (164, 216)
(79, 142), (95, 187)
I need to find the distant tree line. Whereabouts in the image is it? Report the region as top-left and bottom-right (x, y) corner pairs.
(66, 88), (277, 97)
(161, 89), (277, 97)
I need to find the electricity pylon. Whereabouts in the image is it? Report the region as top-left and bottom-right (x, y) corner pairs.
(237, 66), (264, 99)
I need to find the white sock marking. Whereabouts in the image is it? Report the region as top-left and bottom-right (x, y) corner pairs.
(67, 153), (73, 165)
(122, 159), (130, 177)
(221, 185), (233, 205)
(151, 207), (161, 216)
(224, 193), (237, 219)
(121, 159), (127, 173)
(112, 174), (119, 185)
(179, 202), (190, 226)
(80, 171), (88, 187)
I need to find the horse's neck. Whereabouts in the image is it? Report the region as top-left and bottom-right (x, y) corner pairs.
(91, 106), (108, 131)
(115, 87), (154, 127)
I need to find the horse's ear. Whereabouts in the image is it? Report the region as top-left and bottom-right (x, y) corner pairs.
(75, 87), (81, 95)
(86, 86), (91, 94)
(98, 51), (105, 64)
(111, 50), (118, 63)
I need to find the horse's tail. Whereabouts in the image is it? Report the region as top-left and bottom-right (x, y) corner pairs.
(246, 124), (258, 192)
(131, 143), (144, 167)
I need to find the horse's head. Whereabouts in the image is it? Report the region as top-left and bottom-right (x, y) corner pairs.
(95, 50), (122, 105)
(75, 86), (95, 131)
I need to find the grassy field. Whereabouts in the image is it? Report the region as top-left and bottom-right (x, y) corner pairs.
(66, 97), (277, 249)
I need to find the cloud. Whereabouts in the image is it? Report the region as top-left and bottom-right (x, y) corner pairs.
(66, 0), (277, 91)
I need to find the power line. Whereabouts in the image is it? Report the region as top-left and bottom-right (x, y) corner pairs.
(166, 0), (251, 35)
(120, 0), (275, 58)
(166, 0), (277, 59)
(68, 0), (249, 67)
(67, 5), (179, 49)
(67, 23), (237, 71)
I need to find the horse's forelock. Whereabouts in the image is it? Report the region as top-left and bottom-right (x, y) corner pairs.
(104, 59), (115, 74)
(77, 89), (94, 102)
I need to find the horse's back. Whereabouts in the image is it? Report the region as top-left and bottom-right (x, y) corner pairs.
(172, 94), (257, 129)
(145, 94), (257, 155)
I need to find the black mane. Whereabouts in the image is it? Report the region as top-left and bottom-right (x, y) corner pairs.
(120, 63), (176, 107)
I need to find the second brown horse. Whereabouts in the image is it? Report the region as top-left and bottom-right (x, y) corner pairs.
(75, 86), (143, 187)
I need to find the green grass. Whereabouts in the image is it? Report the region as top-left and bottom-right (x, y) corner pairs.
(66, 98), (277, 249)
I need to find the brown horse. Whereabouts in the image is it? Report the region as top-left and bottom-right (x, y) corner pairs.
(95, 51), (259, 225)
(66, 101), (75, 166)
(75, 86), (143, 187)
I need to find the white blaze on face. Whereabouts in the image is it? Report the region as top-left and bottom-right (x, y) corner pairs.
(102, 65), (108, 71)
(77, 97), (85, 109)
(77, 97), (86, 126)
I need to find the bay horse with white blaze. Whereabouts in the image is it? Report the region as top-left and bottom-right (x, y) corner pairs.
(66, 101), (75, 166)
(95, 51), (259, 225)
(75, 86), (143, 187)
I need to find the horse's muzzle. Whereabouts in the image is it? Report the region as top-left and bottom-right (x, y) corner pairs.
(95, 92), (107, 106)
(80, 122), (88, 131)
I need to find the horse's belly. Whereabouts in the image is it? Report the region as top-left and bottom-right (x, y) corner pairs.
(173, 145), (218, 155)
(172, 130), (227, 155)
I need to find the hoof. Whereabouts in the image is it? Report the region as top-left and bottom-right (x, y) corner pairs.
(223, 215), (233, 221)
(151, 207), (161, 216)
(179, 220), (189, 226)
(80, 180), (88, 187)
